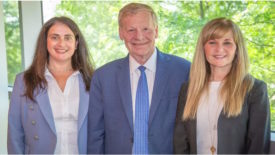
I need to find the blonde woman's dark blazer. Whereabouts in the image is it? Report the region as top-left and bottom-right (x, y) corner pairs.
(174, 78), (270, 154)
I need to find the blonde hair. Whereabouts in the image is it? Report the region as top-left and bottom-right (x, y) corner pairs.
(183, 18), (254, 120)
(118, 2), (158, 28)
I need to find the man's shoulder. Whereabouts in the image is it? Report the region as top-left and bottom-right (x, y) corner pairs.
(158, 51), (191, 67)
(94, 56), (127, 74)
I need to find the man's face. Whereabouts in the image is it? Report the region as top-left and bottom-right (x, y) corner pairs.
(119, 11), (158, 65)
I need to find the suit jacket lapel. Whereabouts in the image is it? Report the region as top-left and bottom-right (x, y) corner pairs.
(36, 89), (56, 134)
(36, 75), (88, 136)
(189, 119), (197, 154)
(77, 74), (89, 130)
(182, 85), (197, 154)
(149, 51), (169, 126)
(118, 56), (134, 133)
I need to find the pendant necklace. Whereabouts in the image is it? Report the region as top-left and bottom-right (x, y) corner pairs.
(208, 101), (221, 155)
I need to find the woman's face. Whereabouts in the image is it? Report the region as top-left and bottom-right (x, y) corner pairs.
(47, 22), (77, 65)
(204, 31), (237, 71)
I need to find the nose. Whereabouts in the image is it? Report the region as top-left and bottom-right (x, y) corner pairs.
(216, 44), (223, 53)
(135, 30), (144, 40)
(57, 38), (65, 47)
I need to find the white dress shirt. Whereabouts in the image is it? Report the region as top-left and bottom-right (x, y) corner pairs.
(196, 81), (224, 154)
(129, 48), (157, 123)
(45, 68), (80, 154)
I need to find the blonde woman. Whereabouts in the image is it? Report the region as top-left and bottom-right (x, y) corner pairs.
(173, 18), (270, 154)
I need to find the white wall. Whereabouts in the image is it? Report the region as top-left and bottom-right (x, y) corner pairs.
(0, 1), (9, 153)
(19, 1), (43, 69)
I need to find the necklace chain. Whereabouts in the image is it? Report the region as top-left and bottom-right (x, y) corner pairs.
(207, 98), (222, 155)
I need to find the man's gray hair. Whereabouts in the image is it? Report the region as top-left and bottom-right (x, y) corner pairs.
(118, 3), (158, 28)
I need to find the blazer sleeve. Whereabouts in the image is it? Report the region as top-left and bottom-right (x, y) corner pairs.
(246, 79), (270, 153)
(173, 83), (190, 154)
(7, 74), (25, 154)
(87, 72), (105, 154)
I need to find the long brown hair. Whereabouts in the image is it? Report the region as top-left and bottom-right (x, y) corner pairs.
(183, 18), (254, 120)
(24, 16), (94, 101)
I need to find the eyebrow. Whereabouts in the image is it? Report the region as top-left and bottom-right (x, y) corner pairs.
(48, 33), (74, 37)
(208, 38), (233, 41)
(224, 38), (233, 41)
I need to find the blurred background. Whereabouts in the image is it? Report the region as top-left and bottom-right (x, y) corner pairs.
(0, 0), (274, 153)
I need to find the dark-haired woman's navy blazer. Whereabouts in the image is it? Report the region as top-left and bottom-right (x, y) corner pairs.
(8, 73), (89, 154)
(174, 78), (270, 154)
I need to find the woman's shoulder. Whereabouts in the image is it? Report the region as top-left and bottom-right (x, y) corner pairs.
(246, 76), (268, 104)
(250, 76), (267, 93)
(16, 72), (25, 79)
(13, 72), (26, 87)
(253, 77), (267, 86)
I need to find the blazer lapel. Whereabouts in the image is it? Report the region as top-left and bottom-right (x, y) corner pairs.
(189, 119), (197, 154)
(117, 56), (134, 133)
(77, 74), (89, 130)
(149, 51), (169, 126)
(36, 89), (56, 134)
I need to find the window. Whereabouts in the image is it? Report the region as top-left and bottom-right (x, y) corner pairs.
(1, 1), (21, 153)
(1, 1), (274, 153)
(3, 1), (22, 86)
(43, 1), (275, 129)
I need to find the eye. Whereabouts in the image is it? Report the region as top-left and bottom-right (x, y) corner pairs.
(143, 28), (148, 31)
(50, 35), (58, 40)
(128, 29), (135, 32)
(64, 35), (73, 41)
(224, 41), (233, 45)
(208, 41), (216, 45)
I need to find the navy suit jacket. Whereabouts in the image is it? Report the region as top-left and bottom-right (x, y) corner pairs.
(8, 73), (89, 154)
(87, 49), (190, 154)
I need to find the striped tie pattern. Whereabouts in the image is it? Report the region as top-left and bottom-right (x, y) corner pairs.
(133, 66), (149, 154)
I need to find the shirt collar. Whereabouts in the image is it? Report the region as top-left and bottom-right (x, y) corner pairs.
(45, 66), (80, 79)
(129, 48), (157, 74)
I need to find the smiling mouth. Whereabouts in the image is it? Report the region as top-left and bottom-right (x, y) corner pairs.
(132, 41), (149, 46)
(55, 49), (68, 53)
(213, 55), (226, 59)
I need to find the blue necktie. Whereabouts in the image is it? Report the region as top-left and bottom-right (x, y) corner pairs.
(133, 66), (149, 154)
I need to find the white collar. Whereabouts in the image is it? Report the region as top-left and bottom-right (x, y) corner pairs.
(129, 48), (157, 73)
(45, 67), (80, 79)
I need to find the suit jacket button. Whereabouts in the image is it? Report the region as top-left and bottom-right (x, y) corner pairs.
(29, 105), (34, 110)
(31, 120), (36, 125)
(34, 135), (39, 140)
(130, 137), (134, 143)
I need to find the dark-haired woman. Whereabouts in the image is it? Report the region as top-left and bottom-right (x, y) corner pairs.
(8, 16), (94, 154)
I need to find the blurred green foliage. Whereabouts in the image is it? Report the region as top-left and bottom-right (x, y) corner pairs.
(3, 1), (275, 129)
(3, 1), (22, 86)
(55, 1), (274, 129)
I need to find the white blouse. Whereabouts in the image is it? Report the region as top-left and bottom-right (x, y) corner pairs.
(45, 69), (80, 154)
(196, 81), (224, 154)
